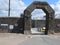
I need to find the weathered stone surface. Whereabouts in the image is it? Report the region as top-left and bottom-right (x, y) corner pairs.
(23, 1), (55, 35)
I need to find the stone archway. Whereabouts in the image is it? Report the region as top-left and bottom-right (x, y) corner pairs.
(23, 1), (55, 35)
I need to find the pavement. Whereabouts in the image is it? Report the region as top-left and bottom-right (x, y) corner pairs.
(0, 33), (60, 45)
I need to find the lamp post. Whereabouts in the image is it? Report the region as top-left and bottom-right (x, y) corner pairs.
(8, 0), (10, 32)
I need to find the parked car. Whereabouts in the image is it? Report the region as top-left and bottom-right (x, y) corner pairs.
(41, 27), (46, 31)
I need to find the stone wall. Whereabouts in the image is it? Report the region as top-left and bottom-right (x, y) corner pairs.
(0, 17), (60, 33)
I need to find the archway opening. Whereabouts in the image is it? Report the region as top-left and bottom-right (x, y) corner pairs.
(31, 9), (46, 34)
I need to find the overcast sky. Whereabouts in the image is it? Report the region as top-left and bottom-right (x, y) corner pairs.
(0, 0), (60, 19)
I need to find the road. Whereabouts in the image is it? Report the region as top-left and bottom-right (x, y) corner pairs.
(20, 36), (60, 45)
(0, 33), (60, 45)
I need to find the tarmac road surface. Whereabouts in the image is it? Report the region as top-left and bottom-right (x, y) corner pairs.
(20, 36), (60, 45)
(0, 33), (60, 45)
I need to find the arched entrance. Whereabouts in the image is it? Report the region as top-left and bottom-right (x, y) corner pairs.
(23, 1), (55, 35)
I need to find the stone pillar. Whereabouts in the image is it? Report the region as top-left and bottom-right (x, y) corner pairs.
(24, 10), (31, 34)
(24, 17), (31, 34)
(48, 13), (55, 34)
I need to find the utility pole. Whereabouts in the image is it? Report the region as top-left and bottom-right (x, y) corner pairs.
(8, 0), (10, 17)
(8, 0), (10, 32)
